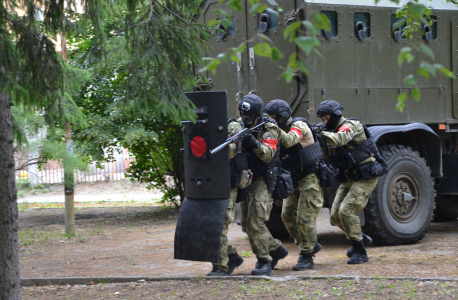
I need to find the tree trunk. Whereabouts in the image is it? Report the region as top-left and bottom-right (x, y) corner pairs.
(0, 93), (21, 299)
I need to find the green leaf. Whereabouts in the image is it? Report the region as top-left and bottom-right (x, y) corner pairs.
(232, 42), (246, 53)
(299, 60), (309, 76)
(250, 3), (268, 15)
(227, 0), (243, 12)
(419, 62), (436, 77)
(412, 86), (421, 101)
(230, 53), (241, 64)
(302, 20), (319, 36)
(434, 64), (457, 79)
(409, 3), (426, 19)
(266, 7), (279, 17)
(266, 0), (277, 6)
(295, 36), (315, 55)
(253, 42), (272, 57)
(281, 67), (293, 84)
(283, 21), (301, 41)
(396, 93), (408, 112)
(271, 47), (282, 62)
(221, 18), (232, 29)
(289, 53), (298, 69)
(403, 74), (418, 86)
(420, 44), (436, 60)
(418, 66), (429, 80)
(313, 13), (330, 31)
(208, 19), (219, 27)
(217, 53), (227, 62)
(397, 47), (414, 66)
(259, 34), (273, 44)
(214, 9), (228, 17)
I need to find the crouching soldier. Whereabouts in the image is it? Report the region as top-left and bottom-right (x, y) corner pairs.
(238, 95), (289, 276)
(316, 100), (388, 264)
(265, 99), (324, 271)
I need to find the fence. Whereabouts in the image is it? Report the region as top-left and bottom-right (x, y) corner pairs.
(15, 150), (136, 185)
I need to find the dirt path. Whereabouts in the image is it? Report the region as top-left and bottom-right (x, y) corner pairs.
(18, 205), (458, 279)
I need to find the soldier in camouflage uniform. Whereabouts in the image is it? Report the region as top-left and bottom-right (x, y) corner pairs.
(265, 100), (324, 271)
(207, 120), (245, 276)
(317, 100), (387, 264)
(237, 95), (288, 276)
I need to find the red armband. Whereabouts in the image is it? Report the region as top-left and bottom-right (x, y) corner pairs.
(289, 127), (303, 139)
(338, 125), (351, 133)
(261, 139), (278, 150)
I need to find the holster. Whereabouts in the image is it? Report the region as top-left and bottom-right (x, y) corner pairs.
(265, 167), (278, 193)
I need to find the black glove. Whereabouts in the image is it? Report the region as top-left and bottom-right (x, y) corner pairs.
(242, 133), (260, 150)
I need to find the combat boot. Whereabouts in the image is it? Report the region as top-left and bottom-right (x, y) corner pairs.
(311, 242), (322, 255)
(346, 234), (372, 258)
(207, 268), (229, 276)
(269, 245), (288, 269)
(227, 253), (244, 275)
(251, 259), (272, 276)
(292, 253), (314, 271)
(347, 240), (369, 264)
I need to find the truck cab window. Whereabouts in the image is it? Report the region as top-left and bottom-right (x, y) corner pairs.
(354, 12), (370, 40)
(422, 15), (437, 42)
(258, 10), (278, 33)
(391, 15), (406, 41)
(321, 11), (337, 39)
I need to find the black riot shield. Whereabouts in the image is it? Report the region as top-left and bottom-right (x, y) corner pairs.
(174, 91), (231, 263)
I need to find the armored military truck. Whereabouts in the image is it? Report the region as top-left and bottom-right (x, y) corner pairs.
(196, 0), (458, 245)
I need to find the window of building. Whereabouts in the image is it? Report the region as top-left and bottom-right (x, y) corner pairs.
(422, 15), (437, 42)
(257, 10), (278, 33)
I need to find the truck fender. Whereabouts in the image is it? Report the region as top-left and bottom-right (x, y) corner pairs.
(368, 124), (442, 178)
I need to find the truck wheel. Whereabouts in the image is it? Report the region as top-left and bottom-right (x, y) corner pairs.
(433, 195), (458, 222)
(265, 204), (291, 240)
(363, 145), (435, 245)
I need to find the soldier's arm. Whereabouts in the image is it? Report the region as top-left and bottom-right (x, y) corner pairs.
(228, 121), (242, 159)
(281, 122), (308, 148)
(321, 121), (361, 147)
(253, 123), (281, 163)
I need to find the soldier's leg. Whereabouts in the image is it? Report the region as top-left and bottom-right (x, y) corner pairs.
(211, 188), (238, 272)
(338, 177), (378, 242)
(246, 178), (281, 261)
(297, 173), (323, 255)
(330, 180), (352, 232)
(281, 189), (300, 242)
(240, 196), (248, 233)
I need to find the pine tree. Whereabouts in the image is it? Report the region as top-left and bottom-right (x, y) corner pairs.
(1, 0), (207, 298)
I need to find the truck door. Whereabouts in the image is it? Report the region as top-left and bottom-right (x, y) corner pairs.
(245, 1), (299, 108)
(452, 17), (458, 119)
(201, 1), (250, 118)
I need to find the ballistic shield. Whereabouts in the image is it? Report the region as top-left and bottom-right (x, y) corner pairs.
(174, 91), (231, 263)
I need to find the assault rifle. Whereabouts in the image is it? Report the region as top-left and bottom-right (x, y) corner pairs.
(209, 121), (266, 156)
(311, 122), (327, 132)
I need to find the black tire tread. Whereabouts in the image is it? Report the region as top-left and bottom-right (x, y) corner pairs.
(363, 145), (436, 246)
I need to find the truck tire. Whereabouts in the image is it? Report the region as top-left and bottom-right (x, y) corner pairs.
(433, 195), (458, 222)
(363, 145), (435, 245)
(265, 204), (291, 240)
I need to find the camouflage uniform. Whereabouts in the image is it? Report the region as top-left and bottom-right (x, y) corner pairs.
(211, 121), (242, 272)
(280, 119), (324, 254)
(321, 117), (378, 242)
(240, 115), (282, 261)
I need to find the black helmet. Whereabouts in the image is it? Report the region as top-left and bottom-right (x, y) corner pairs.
(238, 94), (264, 116)
(238, 94), (264, 127)
(317, 100), (343, 130)
(316, 100), (343, 118)
(265, 99), (292, 128)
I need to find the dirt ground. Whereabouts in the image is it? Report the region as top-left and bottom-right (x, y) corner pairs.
(17, 193), (458, 298)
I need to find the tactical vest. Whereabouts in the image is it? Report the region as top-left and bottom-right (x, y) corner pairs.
(230, 152), (249, 188)
(280, 117), (323, 173)
(327, 118), (378, 171)
(245, 116), (281, 180)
